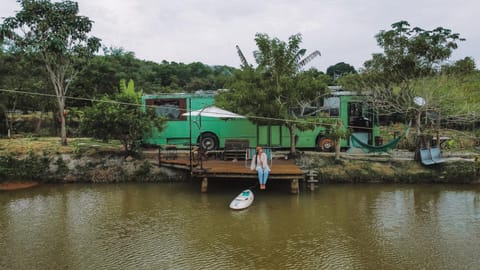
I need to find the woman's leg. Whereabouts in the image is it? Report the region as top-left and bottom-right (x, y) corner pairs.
(256, 167), (263, 184)
(263, 169), (269, 184)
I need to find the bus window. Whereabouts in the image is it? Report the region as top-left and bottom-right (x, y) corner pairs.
(348, 102), (371, 128)
(348, 102), (362, 118)
(150, 98), (187, 120)
(319, 97), (340, 117)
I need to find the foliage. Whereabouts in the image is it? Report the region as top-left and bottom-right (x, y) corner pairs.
(0, 151), (51, 182)
(411, 73), (480, 126)
(1, 4), (235, 137)
(326, 62), (357, 81)
(69, 47), (236, 105)
(1, 46), (235, 136)
(0, 49), (52, 135)
(134, 160), (152, 178)
(441, 57), (477, 75)
(364, 20), (465, 83)
(54, 156), (69, 177)
(80, 79), (165, 154)
(0, 0), (101, 145)
(338, 21), (472, 139)
(0, 154), (16, 181)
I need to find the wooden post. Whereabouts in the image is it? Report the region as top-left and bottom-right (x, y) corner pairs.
(306, 170), (318, 191)
(290, 179), (299, 194)
(201, 177), (208, 193)
(158, 146), (162, 165)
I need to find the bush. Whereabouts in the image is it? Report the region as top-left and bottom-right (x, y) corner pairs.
(0, 151), (52, 182)
(134, 160), (152, 178)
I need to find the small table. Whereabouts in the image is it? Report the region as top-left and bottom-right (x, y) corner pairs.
(431, 136), (451, 149)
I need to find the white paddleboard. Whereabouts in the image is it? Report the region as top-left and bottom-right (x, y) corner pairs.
(229, 189), (254, 210)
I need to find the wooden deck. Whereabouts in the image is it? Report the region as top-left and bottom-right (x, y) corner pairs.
(157, 152), (305, 193)
(194, 159), (304, 179)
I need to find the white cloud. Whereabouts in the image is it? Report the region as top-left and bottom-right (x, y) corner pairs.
(1, 0), (479, 71)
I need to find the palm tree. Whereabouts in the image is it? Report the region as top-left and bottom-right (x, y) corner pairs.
(230, 33), (324, 153)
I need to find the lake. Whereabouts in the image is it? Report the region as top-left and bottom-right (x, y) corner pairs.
(1, 182), (480, 269)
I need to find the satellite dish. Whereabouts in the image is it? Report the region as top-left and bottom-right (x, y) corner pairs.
(414, 96), (425, 106)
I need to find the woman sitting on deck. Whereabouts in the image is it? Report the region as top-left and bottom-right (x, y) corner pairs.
(250, 146), (270, 190)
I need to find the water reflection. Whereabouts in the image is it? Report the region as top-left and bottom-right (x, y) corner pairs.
(1, 183), (480, 269)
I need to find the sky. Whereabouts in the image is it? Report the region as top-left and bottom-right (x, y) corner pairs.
(1, 0), (479, 72)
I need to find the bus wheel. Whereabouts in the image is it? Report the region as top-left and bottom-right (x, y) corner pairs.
(317, 137), (335, 152)
(199, 133), (218, 151)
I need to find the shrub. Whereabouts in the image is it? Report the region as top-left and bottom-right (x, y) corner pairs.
(0, 151), (51, 182)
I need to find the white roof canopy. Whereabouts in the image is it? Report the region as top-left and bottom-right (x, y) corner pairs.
(182, 106), (245, 119)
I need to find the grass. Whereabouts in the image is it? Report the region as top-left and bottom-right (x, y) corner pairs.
(0, 137), (124, 156)
(380, 124), (479, 151)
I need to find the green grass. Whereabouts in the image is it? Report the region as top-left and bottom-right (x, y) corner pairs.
(0, 137), (123, 156)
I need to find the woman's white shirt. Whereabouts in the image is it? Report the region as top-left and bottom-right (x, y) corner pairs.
(250, 152), (270, 171)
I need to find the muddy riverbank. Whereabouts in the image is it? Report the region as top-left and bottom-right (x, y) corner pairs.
(299, 152), (480, 184)
(1, 149), (479, 185)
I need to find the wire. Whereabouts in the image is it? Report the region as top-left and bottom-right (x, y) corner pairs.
(0, 87), (372, 129)
(0, 88), (143, 107)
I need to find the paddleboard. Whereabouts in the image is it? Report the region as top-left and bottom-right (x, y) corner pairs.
(229, 189), (254, 210)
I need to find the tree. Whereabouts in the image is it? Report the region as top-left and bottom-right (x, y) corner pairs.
(72, 49), (236, 98)
(441, 57), (477, 75)
(364, 21), (465, 83)
(341, 21), (466, 137)
(326, 62), (356, 81)
(0, 45), (52, 136)
(80, 79), (165, 154)
(217, 33), (328, 153)
(1, 0), (101, 145)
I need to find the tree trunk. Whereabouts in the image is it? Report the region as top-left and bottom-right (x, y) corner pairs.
(3, 108), (10, 138)
(4, 112), (10, 138)
(335, 137), (341, 160)
(334, 119), (343, 160)
(45, 61), (70, 146)
(2, 99), (16, 138)
(288, 124), (296, 154)
(415, 110), (422, 137)
(435, 111), (441, 148)
(414, 110), (422, 158)
(35, 109), (44, 133)
(57, 97), (67, 145)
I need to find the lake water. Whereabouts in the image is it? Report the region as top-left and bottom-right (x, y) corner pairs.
(1, 182), (480, 269)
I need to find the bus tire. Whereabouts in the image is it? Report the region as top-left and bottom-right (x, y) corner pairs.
(317, 137), (335, 152)
(198, 132), (218, 151)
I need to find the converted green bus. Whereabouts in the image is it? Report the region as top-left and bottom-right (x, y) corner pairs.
(141, 87), (379, 152)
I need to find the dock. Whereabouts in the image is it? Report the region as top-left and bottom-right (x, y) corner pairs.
(156, 150), (305, 193)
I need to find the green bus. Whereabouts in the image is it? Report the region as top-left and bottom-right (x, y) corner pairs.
(141, 87), (380, 152)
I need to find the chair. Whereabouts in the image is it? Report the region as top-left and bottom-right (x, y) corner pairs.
(420, 148), (435, 166)
(245, 147), (272, 168)
(223, 139), (249, 160)
(430, 147), (445, 164)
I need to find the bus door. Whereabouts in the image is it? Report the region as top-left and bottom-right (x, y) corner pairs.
(257, 125), (282, 147)
(348, 102), (372, 145)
